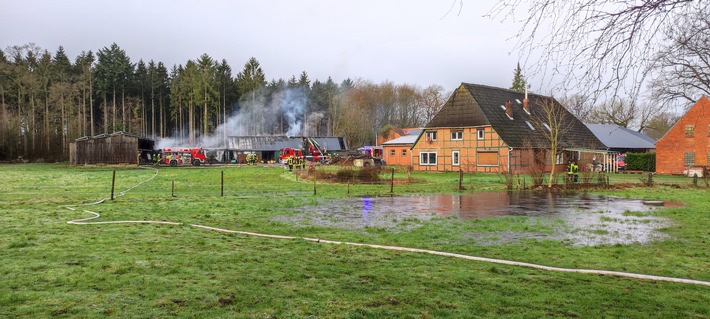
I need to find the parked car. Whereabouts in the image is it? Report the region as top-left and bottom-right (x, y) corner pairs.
(616, 154), (626, 170)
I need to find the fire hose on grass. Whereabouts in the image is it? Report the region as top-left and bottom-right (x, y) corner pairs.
(63, 168), (710, 288)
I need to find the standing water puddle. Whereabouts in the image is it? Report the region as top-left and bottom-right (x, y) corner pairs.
(276, 192), (677, 246)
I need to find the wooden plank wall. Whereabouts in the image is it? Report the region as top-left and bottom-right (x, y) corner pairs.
(70, 135), (139, 165)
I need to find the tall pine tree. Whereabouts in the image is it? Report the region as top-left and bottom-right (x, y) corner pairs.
(510, 62), (528, 93)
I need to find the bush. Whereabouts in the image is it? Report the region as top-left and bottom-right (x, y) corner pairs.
(625, 152), (656, 172)
(334, 167), (381, 183)
(357, 166), (381, 183)
(335, 168), (355, 182)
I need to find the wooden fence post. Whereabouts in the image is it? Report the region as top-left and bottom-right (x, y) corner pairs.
(110, 170), (116, 200)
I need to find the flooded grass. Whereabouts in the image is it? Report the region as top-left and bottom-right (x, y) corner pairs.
(279, 192), (674, 246)
(2, 164), (708, 318)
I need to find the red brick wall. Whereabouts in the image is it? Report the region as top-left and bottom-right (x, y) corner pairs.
(656, 96), (710, 174)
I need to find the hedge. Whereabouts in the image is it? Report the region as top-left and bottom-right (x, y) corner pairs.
(625, 152), (656, 172)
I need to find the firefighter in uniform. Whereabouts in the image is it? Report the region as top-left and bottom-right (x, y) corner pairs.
(287, 156), (294, 171)
(567, 160), (579, 183)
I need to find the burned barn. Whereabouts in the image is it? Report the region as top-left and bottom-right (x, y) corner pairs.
(211, 136), (348, 164)
(69, 132), (155, 165)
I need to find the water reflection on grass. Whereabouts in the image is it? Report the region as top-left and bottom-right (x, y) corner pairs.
(276, 192), (675, 246)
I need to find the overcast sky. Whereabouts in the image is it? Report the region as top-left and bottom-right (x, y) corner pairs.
(1, 0), (524, 91)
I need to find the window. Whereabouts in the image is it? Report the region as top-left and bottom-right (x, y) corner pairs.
(477, 151), (499, 166)
(556, 153), (564, 165)
(477, 129), (484, 140)
(451, 130), (463, 140)
(425, 131), (437, 142)
(420, 152), (437, 165)
(390, 149), (396, 156)
(684, 152), (695, 166)
(452, 151), (460, 166)
(685, 125), (695, 137)
(708, 125), (710, 137)
(401, 149), (407, 156)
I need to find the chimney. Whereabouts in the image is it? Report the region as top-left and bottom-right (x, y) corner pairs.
(523, 87), (530, 114)
(505, 100), (513, 119)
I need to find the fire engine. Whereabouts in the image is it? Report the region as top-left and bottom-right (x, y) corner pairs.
(161, 147), (207, 166)
(279, 147), (303, 163)
(279, 138), (330, 163)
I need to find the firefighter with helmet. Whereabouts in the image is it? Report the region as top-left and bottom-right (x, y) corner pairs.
(287, 156), (294, 171)
(567, 159), (579, 183)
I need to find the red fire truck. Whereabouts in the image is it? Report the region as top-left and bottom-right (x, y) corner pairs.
(279, 147), (303, 163)
(279, 137), (331, 163)
(161, 148), (207, 166)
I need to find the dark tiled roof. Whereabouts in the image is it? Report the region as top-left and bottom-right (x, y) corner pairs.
(426, 83), (604, 149)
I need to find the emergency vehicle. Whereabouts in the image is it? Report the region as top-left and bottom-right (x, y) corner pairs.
(279, 148), (303, 163)
(161, 148), (207, 166)
(279, 145), (329, 163)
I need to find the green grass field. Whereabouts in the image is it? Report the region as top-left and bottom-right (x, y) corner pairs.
(1, 164), (708, 318)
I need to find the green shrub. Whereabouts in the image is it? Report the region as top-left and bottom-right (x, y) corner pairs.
(625, 152), (656, 172)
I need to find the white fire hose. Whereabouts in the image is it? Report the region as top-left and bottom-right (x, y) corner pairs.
(64, 167), (710, 287)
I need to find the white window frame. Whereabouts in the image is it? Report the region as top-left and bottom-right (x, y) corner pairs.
(425, 131), (437, 142)
(420, 152), (437, 166)
(452, 151), (460, 166)
(477, 129), (484, 140)
(556, 153), (564, 165)
(685, 152), (695, 166)
(390, 149), (396, 157)
(451, 130), (463, 140)
(401, 149), (407, 156)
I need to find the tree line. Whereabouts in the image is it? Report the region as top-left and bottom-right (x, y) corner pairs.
(0, 43), (447, 161)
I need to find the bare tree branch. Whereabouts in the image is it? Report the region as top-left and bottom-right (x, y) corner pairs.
(650, 10), (710, 108)
(487, 0), (705, 103)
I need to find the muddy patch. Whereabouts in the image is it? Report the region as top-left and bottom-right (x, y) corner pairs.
(274, 192), (676, 246)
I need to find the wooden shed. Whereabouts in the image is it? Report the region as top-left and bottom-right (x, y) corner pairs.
(69, 132), (155, 165)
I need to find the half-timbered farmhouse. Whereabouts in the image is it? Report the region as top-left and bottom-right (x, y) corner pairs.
(411, 83), (606, 173)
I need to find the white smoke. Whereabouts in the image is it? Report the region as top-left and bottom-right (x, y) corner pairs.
(155, 87), (312, 150)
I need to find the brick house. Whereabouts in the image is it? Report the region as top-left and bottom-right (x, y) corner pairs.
(411, 83), (605, 173)
(655, 96), (710, 175)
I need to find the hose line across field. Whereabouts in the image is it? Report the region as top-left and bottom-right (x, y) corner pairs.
(64, 168), (710, 288)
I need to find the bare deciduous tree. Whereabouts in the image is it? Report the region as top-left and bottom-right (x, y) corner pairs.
(533, 97), (575, 188)
(487, 0), (706, 101)
(585, 98), (662, 132)
(642, 111), (680, 140)
(650, 12), (710, 108)
(559, 94), (595, 123)
(420, 84), (447, 124)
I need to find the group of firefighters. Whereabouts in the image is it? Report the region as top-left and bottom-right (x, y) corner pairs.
(246, 153), (258, 165)
(286, 155), (307, 171)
